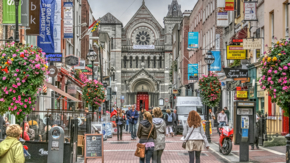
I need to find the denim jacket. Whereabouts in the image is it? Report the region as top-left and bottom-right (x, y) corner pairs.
(127, 110), (139, 124)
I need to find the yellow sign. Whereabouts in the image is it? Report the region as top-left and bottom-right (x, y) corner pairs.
(227, 45), (246, 59)
(237, 91), (248, 98)
(202, 120), (212, 134)
(172, 89), (178, 94)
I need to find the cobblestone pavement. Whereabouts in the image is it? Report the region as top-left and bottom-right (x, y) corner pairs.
(84, 129), (287, 163)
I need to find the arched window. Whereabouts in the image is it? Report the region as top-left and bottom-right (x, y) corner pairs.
(147, 56), (150, 68)
(153, 56), (156, 68)
(123, 56), (127, 68)
(130, 56), (133, 68)
(136, 57), (139, 68)
(159, 56), (162, 68)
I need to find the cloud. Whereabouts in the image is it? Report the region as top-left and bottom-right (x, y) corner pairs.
(88, 0), (197, 27)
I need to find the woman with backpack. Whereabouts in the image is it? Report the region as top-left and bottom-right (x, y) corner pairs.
(165, 109), (174, 137)
(182, 110), (209, 163)
(116, 108), (125, 141)
(137, 112), (157, 163)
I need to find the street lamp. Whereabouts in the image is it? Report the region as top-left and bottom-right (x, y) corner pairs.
(204, 50), (215, 143)
(87, 48), (97, 120)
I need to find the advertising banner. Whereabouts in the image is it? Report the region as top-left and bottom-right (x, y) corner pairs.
(188, 32), (199, 49)
(133, 45), (155, 49)
(21, 0), (29, 27)
(217, 7), (228, 27)
(237, 91), (248, 99)
(244, 2), (257, 21)
(188, 64), (198, 80)
(227, 45), (246, 60)
(210, 51), (221, 71)
(225, 0), (234, 11)
(54, 0), (61, 52)
(63, 2), (73, 38)
(37, 0), (55, 53)
(26, 0), (40, 35)
(3, 0), (22, 24)
(243, 38), (262, 49)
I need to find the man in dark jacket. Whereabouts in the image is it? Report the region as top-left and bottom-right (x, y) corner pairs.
(172, 109), (178, 134)
(125, 106), (131, 133)
(127, 105), (139, 140)
(224, 107), (230, 123)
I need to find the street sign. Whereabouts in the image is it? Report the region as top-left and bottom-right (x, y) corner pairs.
(165, 98), (169, 102)
(48, 66), (58, 77)
(65, 56), (79, 66)
(46, 53), (63, 62)
(224, 68), (248, 78)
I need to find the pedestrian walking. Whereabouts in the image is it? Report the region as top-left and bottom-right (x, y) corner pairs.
(208, 109), (215, 129)
(251, 113), (260, 150)
(152, 107), (166, 163)
(0, 124), (25, 163)
(127, 105), (139, 140)
(173, 109), (178, 135)
(182, 110), (209, 163)
(139, 107), (145, 122)
(137, 112), (157, 163)
(116, 108), (125, 141)
(165, 109), (174, 137)
(223, 107), (230, 123)
(125, 106), (131, 133)
(217, 110), (227, 134)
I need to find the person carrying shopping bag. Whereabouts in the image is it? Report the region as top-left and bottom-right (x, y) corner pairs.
(182, 110), (209, 163)
(137, 112), (157, 163)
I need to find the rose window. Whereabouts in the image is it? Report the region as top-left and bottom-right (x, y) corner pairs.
(136, 31), (150, 45)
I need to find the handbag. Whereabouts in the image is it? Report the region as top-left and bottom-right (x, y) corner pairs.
(134, 124), (154, 158)
(182, 124), (202, 149)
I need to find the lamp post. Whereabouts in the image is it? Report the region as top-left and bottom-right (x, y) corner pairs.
(204, 50), (215, 143)
(87, 48), (97, 120)
(15, 0), (20, 43)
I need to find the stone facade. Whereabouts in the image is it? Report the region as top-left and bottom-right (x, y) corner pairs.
(99, 0), (183, 108)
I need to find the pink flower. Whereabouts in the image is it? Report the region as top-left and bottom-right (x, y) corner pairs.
(33, 108), (35, 111)
(28, 97), (31, 100)
(270, 81), (274, 84)
(10, 103), (13, 106)
(19, 109), (22, 112)
(288, 63), (290, 66)
(16, 69), (19, 72)
(284, 66), (288, 70)
(279, 67), (283, 71)
(12, 97), (16, 101)
(264, 62), (267, 66)
(2, 53), (6, 57)
(274, 70), (278, 74)
(24, 99), (28, 102)
(2, 77), (6, 80)
(35, 64), (40, 69)
(267, 77), (272, 81)
(20, 103), (23, 106)
(24, 105), (27, 108)
(283, 72), (287, 76)
(22, 80), (25, 83)
(12, 54), (17, 57)
(17, 112), (19, 115)
(262, 86), (266, 89)
(0, 98), (4, 101)
(17, 83), (21, 86)
(14, 73), (17, 76)
(16, 78), (20, 80)
(28, 101), (31, 104)
(268, 69), (272, 73)
(13, 90), (16, 93)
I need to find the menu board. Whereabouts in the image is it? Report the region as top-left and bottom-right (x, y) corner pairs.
(84, 134), (103, 163)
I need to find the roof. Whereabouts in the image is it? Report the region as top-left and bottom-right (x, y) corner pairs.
(99, 13), (123, 25)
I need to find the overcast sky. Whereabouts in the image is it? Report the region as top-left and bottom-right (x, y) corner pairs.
(88, 0), (198, 27)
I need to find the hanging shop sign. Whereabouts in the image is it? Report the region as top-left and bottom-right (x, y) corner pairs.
(67, 84), (76, 94)
(227, 45), (246, 60)
(133, 45), (155, 49)
(237, 91), (248, 99)
(172, 89), (178, 94)
(244, 2), (257, 21)
(243, 38), (262, 50)
(188, 32), (199, 49)
(74, 60), (86, 69)
(225, 0), (234, 11)
(3, 0), (22, 24)
(47, 65), (58, 77)
(217, 8), (228, 27)
(223, 68), (248, 78)
(257, 91), (264, 98)
(63, 2), (73, 38)
(37, 0), (55, 53)
(26, 0), (40, 35)
(210, 51), (221, 71)
(54, 0), (61, 52)
(232, 39), (243, 43)
(21, 0), (29, 27)
(188, 64), (198, 80)
(46, 53), (62, 62)
(226, 81), (241, 91)
(65, 56), (79, 66)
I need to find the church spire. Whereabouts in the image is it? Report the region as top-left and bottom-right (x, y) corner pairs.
(142, 0), (145, 5)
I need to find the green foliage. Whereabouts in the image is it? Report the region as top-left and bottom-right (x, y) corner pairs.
(0, 42), (48, 120)
(230, 60), (241, 68)
(82, 80), (105, 107)
(259, 38), (290, 116)
(198, 72), (221, 107)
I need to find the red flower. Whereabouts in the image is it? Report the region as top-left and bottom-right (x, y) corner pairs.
(20, 54), (24, 58)
(2, 67), (8, 73)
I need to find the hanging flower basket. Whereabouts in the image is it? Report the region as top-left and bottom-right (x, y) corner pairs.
(259, 38), (290, 116)
(198, 72), (221, 107)
(82, 80), (105, 108)
(0, 42), (48, 120)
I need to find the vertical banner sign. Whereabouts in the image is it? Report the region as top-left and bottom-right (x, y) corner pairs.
(244, 2), (257, 21)
(63, 2), (73, 38)
(21, 0), (29, 27)
(3, 0), (22, 24)
(225, 0), (234, 11)
(217, 7), (228, 27)
(26, 0), (40, 35)
(210, 51), (221, 71)
(54, 0), (61, 52)
(216, 34), (220, 50)
(188, 64), (198, 80)
(188, 32), (199, 49)
(37, 0), (55, 53)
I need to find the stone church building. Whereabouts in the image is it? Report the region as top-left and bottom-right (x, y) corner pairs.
(99, 0), (183, 110)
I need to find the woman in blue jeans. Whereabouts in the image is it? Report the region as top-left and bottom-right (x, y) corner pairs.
(137, 112), (157, 163)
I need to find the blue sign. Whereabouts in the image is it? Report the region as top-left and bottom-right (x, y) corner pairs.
(210, 51), (221, 71)
(37, 0), (55, 53)
(188, 64), (198, 80)
(188, 32), (199, 48)
(46, 53), (62, 62)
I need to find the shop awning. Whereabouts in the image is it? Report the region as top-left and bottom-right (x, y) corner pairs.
(44, 81), (82, 102)
(60, 68), (85, 88)
(77, 90), (83, 95)
(230, 27), (248, 45)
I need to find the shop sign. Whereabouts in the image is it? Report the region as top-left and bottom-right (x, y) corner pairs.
(256, 49), (261, 59)
(26, 0), (40, 35)
(46, 53), (62, 62)
(244, 2), (257, 21)
(65, 56), (79, 66)
(67, 84), (76, 94)
(47, 66), (58, 77)
(243, 39), (262, 49)
(257, 91), (264, 97)
(237, 91), (248, 98)
(172, 89), (178, 94)
(74, 60), (86, 69)
(227, 45), (246, 60)
(226, 81), (241, 91)
(224, 68), (248, 78)
(233, 39), (243, 43)
(188, 32), (199, 49)
(225, 0), (234, 11)
(63, 2), (73, 38)
(217, 8), (228, 27)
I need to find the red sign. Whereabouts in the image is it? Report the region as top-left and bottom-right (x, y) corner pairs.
(225, 0), (234, 11)
(233, 39), (243, 43)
